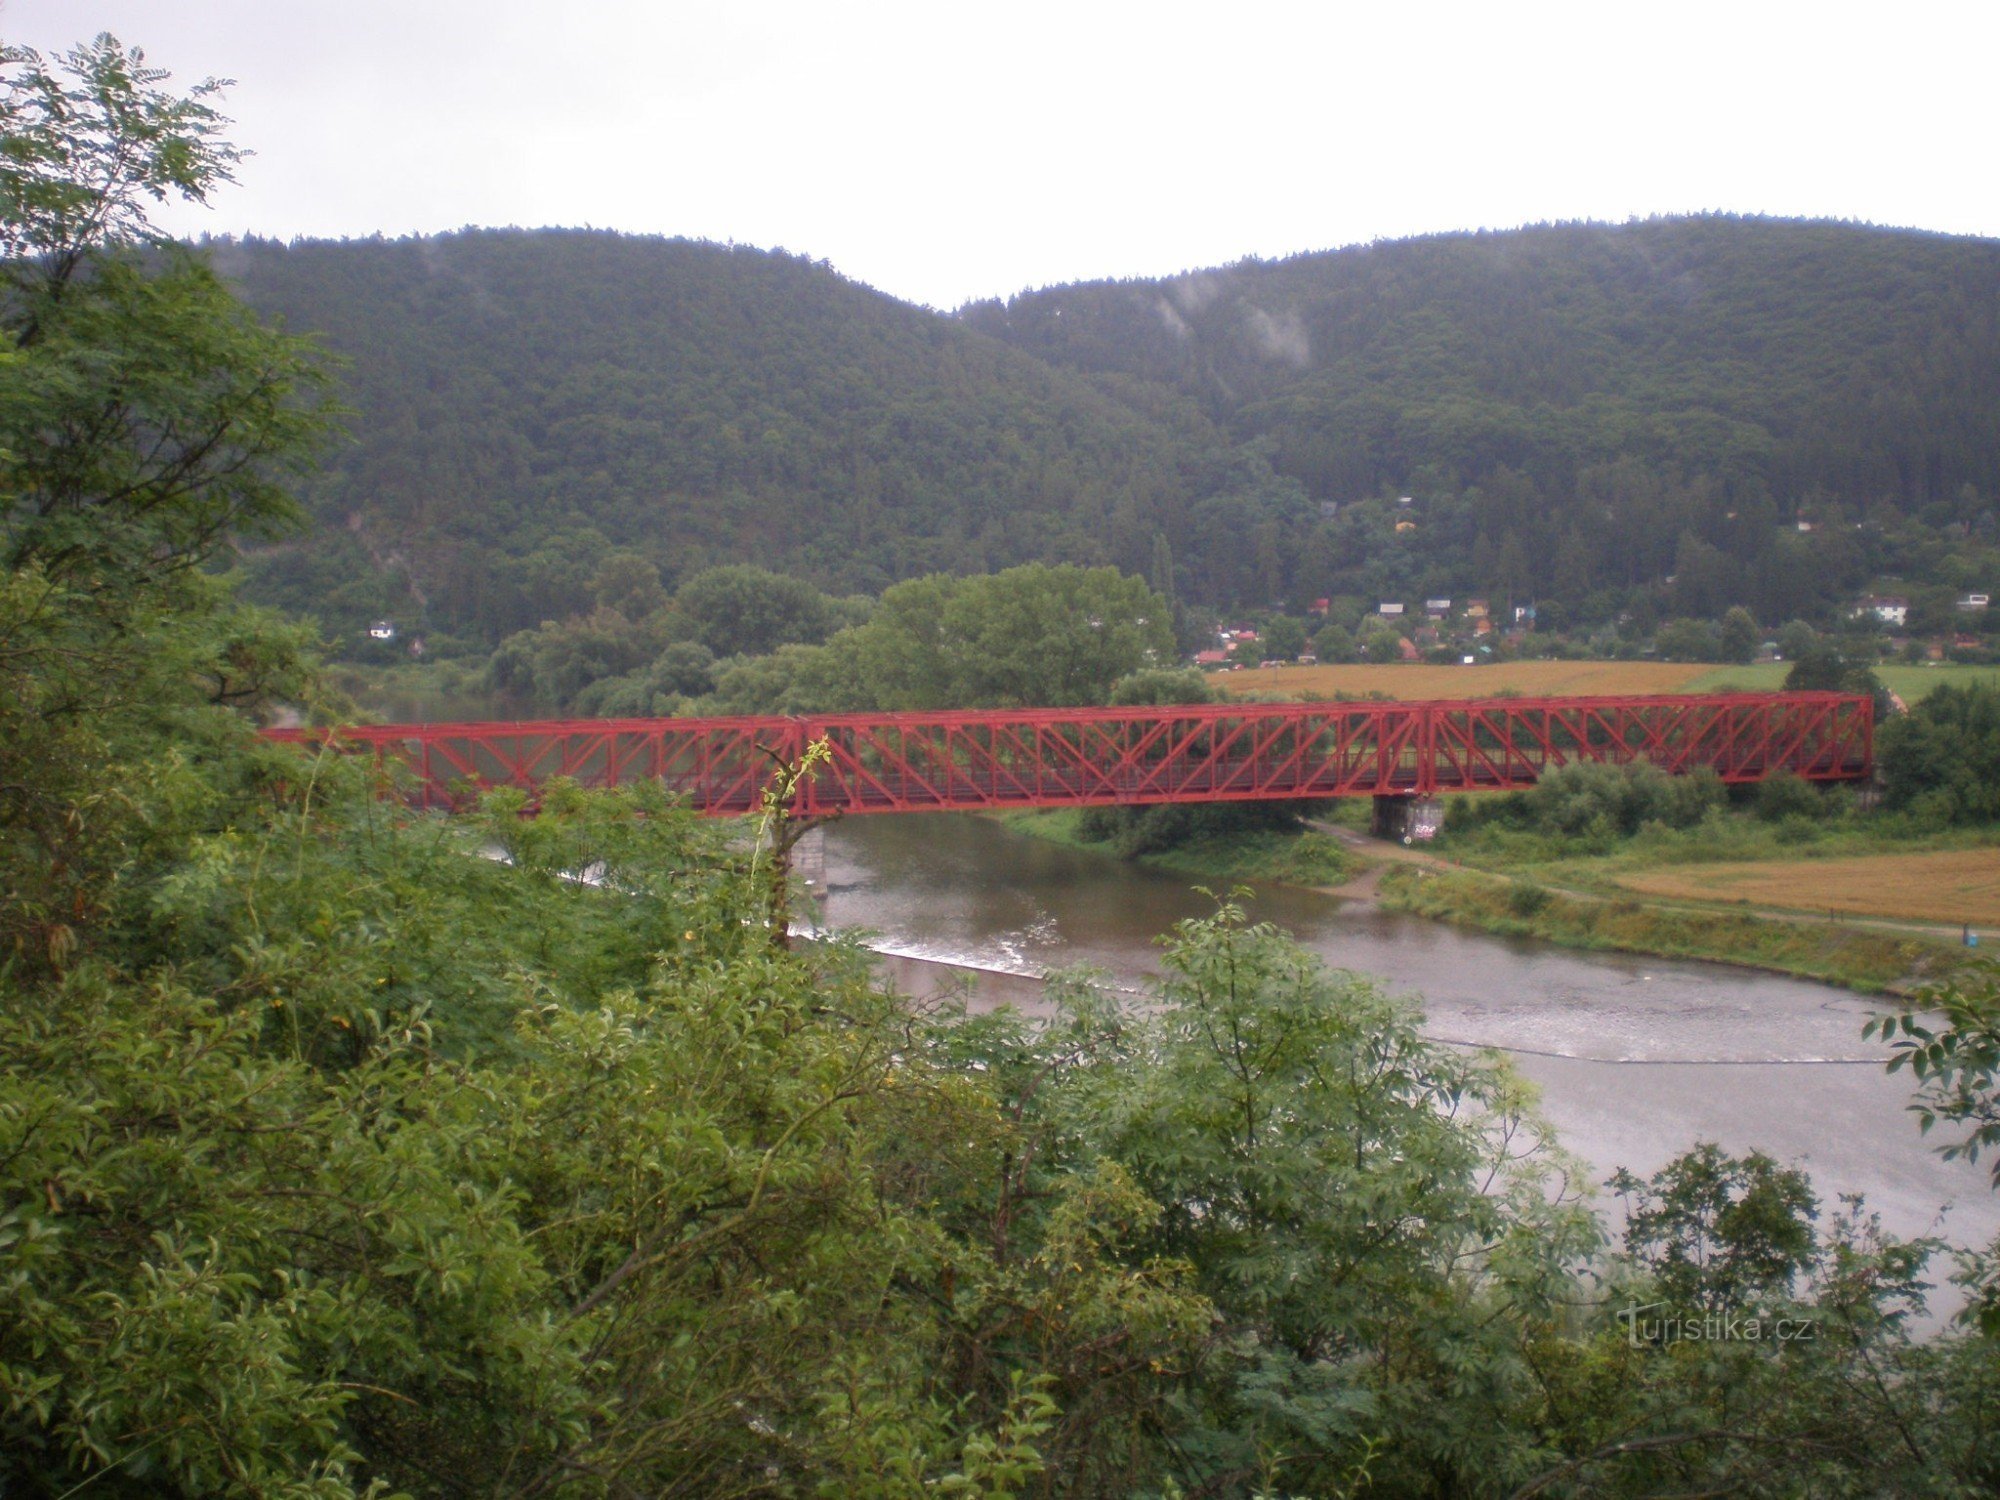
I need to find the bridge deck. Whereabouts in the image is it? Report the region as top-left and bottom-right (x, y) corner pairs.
(264, 692), (1874, 817)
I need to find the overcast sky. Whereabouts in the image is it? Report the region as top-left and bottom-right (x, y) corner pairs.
(5, 1), (1994, 309)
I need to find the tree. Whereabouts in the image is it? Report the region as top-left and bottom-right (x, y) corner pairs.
(1260, 614), (1308, 660)
(1079, 900), (1597, 1490)
(1777, 618), (1818, 662)
(1654, 617), (1721, 661)
(1718, 605), (1760, 663)
(1360, 620), (1404, 662)
(0, 36), (333, 976)
(1785, 640), (1892, 718)
(1610, 1144), (1819, 1313)
(1877, 682), (2000, 824)
(0, 36), (331, 600)
(1311, 620), (1356, 663)
(813, 563), (1172, 710)
(673, 563), (836, 657)
(589, 549), (668, 618)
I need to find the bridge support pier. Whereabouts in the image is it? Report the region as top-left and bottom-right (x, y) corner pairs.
(1371, 794), (1444, 844)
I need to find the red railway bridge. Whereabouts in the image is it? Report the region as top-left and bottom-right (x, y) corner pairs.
(265, 692), (1873, 823)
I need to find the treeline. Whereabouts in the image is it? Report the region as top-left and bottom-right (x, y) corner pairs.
(219, 217), (2000, 651)
(485, 558), (1176, 717)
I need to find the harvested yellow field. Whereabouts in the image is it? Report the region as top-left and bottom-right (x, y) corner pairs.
(1616, 849), (2000, 928)
(1218, 660), (1720, 701)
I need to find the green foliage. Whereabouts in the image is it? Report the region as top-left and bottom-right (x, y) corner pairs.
(1653, 617), (1720, 661)
(804, 562), (1173, 711)
(9, 50), (2000, 1488)
(1107, 665), (1216, 706)
(0, 46), (333, 601)
(1717, 605), (1760, 663)
(1750, 769), (1830, 823)
(1869, 959), (2000, 1191)
(221, 228), (1209, 641)
(1879, 681), (2000, 824)
(1610, 1144), (1820, 1313)
(1785, 639), (1892, 717)
(673, 562), (837, 656)
(485, 605), (674, 710)
(1458, 761), (1727, 848)
(1258, 615), (1308, 660)
(1311, 621), (1356, 663)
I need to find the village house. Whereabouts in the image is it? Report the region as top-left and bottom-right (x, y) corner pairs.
(1852, 595), (1910, 627)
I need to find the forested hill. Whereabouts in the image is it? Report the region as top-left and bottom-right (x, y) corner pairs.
(220, 218), (2000, 647)
(964, 217), (2000, 513)
(217, 229), (1212, 642)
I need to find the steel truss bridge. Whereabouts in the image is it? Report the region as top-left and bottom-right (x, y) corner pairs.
(265, 692), (1873, 818)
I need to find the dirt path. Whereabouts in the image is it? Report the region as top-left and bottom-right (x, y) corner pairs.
(1307, 820), (1458, 899)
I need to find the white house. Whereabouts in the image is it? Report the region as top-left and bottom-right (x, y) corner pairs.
(367, 620), (398, 641)
(1851, 596), (1909, 628)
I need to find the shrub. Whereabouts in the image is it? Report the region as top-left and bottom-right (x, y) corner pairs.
(1507, 882), (1553, 916)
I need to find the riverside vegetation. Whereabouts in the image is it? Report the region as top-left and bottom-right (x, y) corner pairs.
(11, 33), (2000, 1498)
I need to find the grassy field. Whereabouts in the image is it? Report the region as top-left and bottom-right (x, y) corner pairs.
(1614, 848), (2000, 928)
(1679, 660), (2000, 702)
(1219, 658), (2000, 703)
(1217, 660), (1716, 700)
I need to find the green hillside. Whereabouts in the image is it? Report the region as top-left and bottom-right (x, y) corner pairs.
(217, 229), (1212, 642)
(966, 216), (2000, 623)
(219, 218), (2000, 647)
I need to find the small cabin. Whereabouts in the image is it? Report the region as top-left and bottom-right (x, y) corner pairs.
(367, 620), (398, 642)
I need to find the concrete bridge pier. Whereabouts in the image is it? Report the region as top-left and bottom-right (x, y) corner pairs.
(1370, 794), (1445, 844)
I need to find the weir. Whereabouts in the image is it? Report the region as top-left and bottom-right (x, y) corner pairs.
(265, 691), (1874, 817)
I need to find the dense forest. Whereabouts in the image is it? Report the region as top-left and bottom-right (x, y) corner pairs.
(219, 231), (1213, 643)
(218, 217), (2000, 651)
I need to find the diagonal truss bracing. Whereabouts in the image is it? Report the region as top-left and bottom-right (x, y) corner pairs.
(262, 692), (1873, 816)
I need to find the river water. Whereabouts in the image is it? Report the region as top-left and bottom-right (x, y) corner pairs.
(815, 813), (2000, 1269)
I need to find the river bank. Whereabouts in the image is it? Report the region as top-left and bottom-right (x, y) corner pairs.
(997, 805), (1970, 993)
(1373, 864), (1961, 994)
(994, 808), (1359, 888)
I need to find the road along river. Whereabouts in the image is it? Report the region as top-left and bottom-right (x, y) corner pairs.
(812, 813), (2000, 1273)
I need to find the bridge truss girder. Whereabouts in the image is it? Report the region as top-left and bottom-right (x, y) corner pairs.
(264, 692), (1873, 818)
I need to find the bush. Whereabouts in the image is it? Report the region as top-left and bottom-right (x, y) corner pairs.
(1751, 770), (1827, 823)
(1514, 762), (1725, 839)
(1507, 882), (1553, 916)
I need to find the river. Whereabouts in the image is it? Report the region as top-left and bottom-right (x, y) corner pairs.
(814, 813), (2000, 1274)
